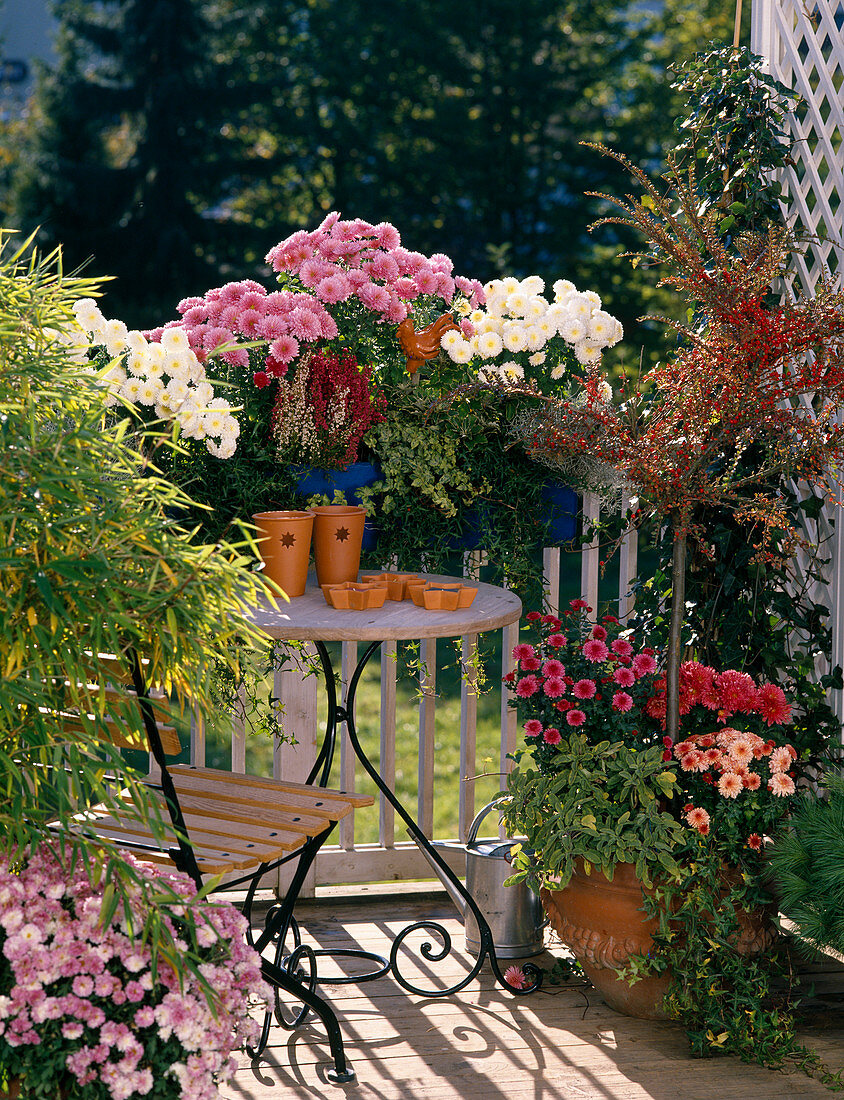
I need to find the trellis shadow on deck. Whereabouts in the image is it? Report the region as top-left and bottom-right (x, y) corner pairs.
(224, 892), (844, 1100)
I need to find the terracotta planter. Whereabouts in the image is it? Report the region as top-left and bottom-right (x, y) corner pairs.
(541, 862), (777, 1021)
(252, 510), (315, 597)
(311, 505), (366, 586)
(541, 863), (671, 1019)
(2, 1079), (20, 1098)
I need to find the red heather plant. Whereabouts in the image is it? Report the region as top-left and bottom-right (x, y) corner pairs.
(272, 348), (385, 469)
(532, 148), (844, 744)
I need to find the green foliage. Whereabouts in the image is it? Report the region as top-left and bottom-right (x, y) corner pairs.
(0, 232), (265, 995)
(670, 45), (799, 237)
(502, 733), (687, 892)
(770, 776), (844, 958)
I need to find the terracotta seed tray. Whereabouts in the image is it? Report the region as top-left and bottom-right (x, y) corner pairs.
(408, 581), (478, 611)
(360, 571), (420, 601)
(322, 580), (389, 610)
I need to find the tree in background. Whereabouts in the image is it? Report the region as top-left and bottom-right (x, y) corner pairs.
(9, 0), (264, 327)
(8, 0), (745, 344)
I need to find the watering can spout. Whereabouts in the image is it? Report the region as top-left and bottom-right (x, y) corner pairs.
(414, 840), (468, 918)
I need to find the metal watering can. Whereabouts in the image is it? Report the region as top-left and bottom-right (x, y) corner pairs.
(422, 796), (546, 959)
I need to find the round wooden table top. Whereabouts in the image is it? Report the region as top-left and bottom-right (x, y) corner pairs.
(249, 572), (522, 642)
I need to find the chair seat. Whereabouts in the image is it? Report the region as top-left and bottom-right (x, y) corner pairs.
(81, 765), (373, 876)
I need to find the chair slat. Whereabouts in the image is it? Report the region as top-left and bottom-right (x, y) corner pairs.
(169, 765), (371, 812)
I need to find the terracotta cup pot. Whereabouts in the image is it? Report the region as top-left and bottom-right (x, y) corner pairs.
(251, 510), (315, 597)
(311, 505), (366, 586)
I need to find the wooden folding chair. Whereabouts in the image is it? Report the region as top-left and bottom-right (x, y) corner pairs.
(54, 651), (373, 1083)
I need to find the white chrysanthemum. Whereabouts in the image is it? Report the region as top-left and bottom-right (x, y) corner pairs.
(469, 310), (485, 324)
(125, 330), (148, 354)
(559, 315), (588, 344)
(550, 364), (566, 380)
(476, 315), (502, 335)
(161, 326), (190, 353)
(206, 397), (232, 413)
(524, 325), (546, 352)
(165, 377), (190, 406)
(193, 381), (215, 406)
(176, 401), (203, 436)
(453, 297), (471, 316)
(145, 342), (168, 366)
(582, 289), (602, 309)
(120, 376), (144, 402)
(154, 399), (172, 418)
(500, 276), (520, 294)
(446, 339), (473, 364)
(545, 302), (568, 332)
(139, 349), (166, 378)
(164, 351), (194, 381)
(99, 364), (126, 407)
(528, 351), (546, 367)
(483, 279), (504, 298)
(102, 318), (129, 357)
(485, 293), (507, 318)
(220, 416), (240, 442)
(441, 329), (462, 352)
(501, 324), (528, 354)
(608, 318), (624, 347)
(477, 330), (504, 359)
(65, 332), (91, 365)
(588, 309), (617, 344)
(505, 291), (529, 317)
(565, 294), (592, 320)
(206, 436), (237, 459)
(552, 279), (577, 303)
(535, 316), (556, 340)
(501, 362), (525, 383)
(73, 298), (106, 333)
(137, 378), (164, 406)
(574, 338), (603, 366)
(203, 408), (229, 435)
(522, 275), (545, 295)
(525, 296), (547, 320)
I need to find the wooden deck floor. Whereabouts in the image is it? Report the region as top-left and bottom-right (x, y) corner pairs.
(224, 891), (844, 1100)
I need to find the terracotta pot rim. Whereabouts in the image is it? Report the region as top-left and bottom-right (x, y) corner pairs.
(252, 510), (316, 521)
(310, 504), (366, 516)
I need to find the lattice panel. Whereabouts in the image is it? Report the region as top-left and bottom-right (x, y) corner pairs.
(752, 0), (844, 723)
(752, 0), (844, 294)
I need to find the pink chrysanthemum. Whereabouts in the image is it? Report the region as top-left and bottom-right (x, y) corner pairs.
(632, 653), (657, 677)
(521, 657), (542, 672)
(610, 638), (633, 658)
(582, 639), (609, 663)
(769, 746), (792, 774)
(543, 726), (562, 745)
(513, 643), (536, 661)
(572, 679), (597, 700)
(543, 677), (566, 699)
(755, 683), (792, 726)
(315, 274), (353, 304)
(717, 772), (744, 799)
(504, 965), (529, 990)
(547, 633), (565, 648)
(413, 268), (439, 295)
(515, 676), (540, 698)
(542, 659), (565, 678)
(728, 739), (755, 766)
(613, 667), (635, 688)
(612, 691), (633, 713)
(565, 709), (586, 727)
(743, 772), (762, 791)
(684, 807), (711, 834)
(270, 335), (300, 364)
(769, 772), (796, 797)
(591, 625), (608, 641)
(523, 720), (543, 738)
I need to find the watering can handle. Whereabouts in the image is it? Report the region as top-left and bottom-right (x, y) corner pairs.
(466, 793), (509, 848)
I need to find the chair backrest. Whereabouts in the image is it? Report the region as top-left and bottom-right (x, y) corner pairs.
(52, 651), (203, 887)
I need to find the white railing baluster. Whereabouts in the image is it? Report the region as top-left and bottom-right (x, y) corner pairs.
(418, 637), (437, 837)
(618, 490), (638, 624)
(230, 684), (246, 773)
(581, 492), (601, 619)
(459, 634), (479, 843)
(339, 641), (358, 850)
(543, 546), (561, 614)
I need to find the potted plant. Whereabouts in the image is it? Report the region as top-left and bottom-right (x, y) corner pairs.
(501, 601), (802, 1027)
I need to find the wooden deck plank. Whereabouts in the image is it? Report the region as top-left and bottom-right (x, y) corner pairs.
(221, 894), (844, 1100)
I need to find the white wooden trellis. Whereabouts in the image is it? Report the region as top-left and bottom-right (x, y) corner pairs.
(752, 0), (844, 722)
